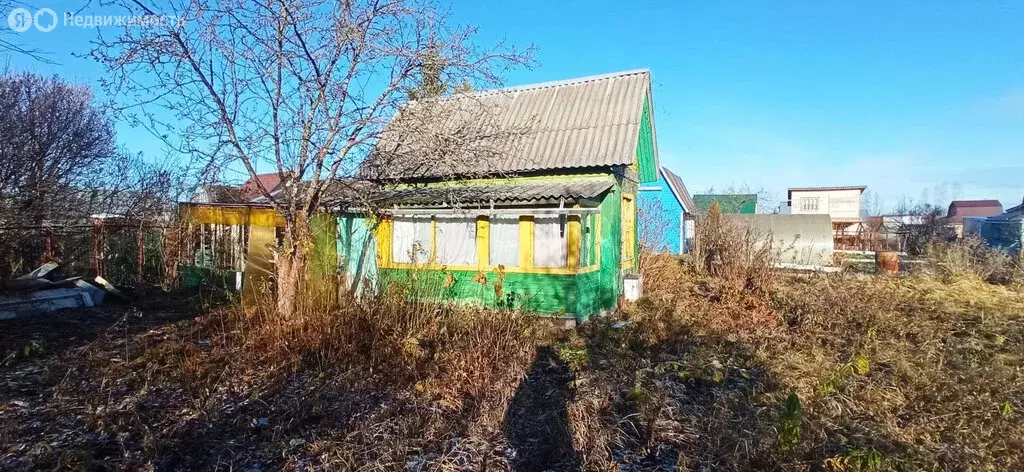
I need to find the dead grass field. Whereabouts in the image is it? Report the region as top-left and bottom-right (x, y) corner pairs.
(2, 259), (1023, 471)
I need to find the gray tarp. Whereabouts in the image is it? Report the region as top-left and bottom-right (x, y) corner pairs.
(725, 214), (835, 266)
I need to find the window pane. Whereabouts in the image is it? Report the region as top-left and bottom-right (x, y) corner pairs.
(489, 216), (519, 267)
(393, 216), (431, 263)
(436, 216), (477, 265)
(534, 215), (567, 268)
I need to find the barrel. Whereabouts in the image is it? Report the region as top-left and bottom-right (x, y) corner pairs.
(875, 251), (899, 274)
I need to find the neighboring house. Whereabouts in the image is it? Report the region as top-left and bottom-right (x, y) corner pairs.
(995, 198), (1023, 220)
(638, 166), (698, 254)
(946, 200), (1004, 237)
(692, 194), (758, 214)
(192, 184), (248, 204)
(787, 186), (866, 239)
(240, 172), (286, 201)
(964, 197), (1023, 256)
(178, 69), (660, 320)
(190, 173), (287, 203)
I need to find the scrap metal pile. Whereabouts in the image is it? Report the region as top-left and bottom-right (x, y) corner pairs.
(0, 262), (121, 319)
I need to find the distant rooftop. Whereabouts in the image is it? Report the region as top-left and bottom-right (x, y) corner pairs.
(787, 186), (866, 202)
(692, 194), (758, 214)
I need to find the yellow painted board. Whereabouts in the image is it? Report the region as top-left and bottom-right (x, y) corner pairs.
(519, 216), (534, 268)
(376, 217), (393, 267)
(567, 214), (581, 269)
(241, 224), (276, 309)
(182, 205), (285, 227)
(477, 216), (489, 268)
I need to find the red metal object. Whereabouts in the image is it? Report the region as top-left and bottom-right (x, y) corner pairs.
(876, 251), (899, 275)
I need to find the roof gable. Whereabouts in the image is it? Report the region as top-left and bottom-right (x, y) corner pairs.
(946, 200), (1004, 223)
(787, 186), (866, 202)
(659, 167), (697, 214)
(364, 69), (653, 180)
(240, 173), (284, 200)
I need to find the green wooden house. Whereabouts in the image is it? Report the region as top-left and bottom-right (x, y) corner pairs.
(351, 69), (661, 319)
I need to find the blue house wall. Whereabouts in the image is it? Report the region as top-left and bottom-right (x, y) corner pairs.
(639, 173), (684, 254)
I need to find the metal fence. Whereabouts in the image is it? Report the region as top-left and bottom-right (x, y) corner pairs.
(0, 221), (183, 286)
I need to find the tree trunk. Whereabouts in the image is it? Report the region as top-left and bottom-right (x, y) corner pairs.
(276, 213), (309, 319)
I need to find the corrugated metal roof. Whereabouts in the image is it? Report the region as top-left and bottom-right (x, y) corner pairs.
(660, 167), (698, 215)
(376, 179), (614, 207)
(364, 70), (652, 180)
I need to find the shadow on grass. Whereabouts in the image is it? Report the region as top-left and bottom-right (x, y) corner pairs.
(503, 345), (580, 472)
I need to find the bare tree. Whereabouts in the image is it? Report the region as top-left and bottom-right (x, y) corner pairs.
(0, 71), (116, 226)
(92, 0), (532, 317)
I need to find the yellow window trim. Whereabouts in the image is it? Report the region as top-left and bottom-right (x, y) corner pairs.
(379, 262), (600, 276)
(621, 193), (636, 268)
(378, 212), (603, 275)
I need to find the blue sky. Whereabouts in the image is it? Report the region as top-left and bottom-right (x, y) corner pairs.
(6, 1), (1023, 212)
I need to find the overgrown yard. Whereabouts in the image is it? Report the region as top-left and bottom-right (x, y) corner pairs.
(3, 262), (1024, 471)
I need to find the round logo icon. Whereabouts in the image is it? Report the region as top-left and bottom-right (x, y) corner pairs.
(33, 8), (57, 32)
(8, 7), (31, 32)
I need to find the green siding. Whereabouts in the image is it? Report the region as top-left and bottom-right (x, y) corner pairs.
(337, 215), (378, 294)
(377, 268), (581, 315)
(636, 95), (658, 183)
(373, 178), (629, 319)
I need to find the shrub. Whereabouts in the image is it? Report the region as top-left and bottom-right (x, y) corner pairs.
(922, 235), (1016, 283)
(689, 201), (778, 293)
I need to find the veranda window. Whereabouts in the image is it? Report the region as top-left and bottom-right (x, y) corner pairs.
(392, 216), (432, 264)
(533, 215), (567, 268)
(489, 216), (520, 267)
(435, 216), (477, 265)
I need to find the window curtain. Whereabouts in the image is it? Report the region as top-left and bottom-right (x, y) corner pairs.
(534, 215), (567, 268)
(435, 216), (477, 265)
(393, 216), (432, 263)
(489, 216), (520, 267)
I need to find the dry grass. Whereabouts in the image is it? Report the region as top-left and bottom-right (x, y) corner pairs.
(593, 254), (1024, 470)
(920, 235), (1021, 284)
(3, 249), (1024, 470)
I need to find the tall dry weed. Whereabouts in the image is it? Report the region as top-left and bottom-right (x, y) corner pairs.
(922, 235), (1017, 284)
(690, 201), (779, 293)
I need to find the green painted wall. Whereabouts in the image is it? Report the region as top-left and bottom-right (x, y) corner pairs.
(377, 268), (581, 315)
(596, 178), (624, 310)
(337, 214), (379, 294)
(636, 95), (658, 183)
(372, 176), (629, 319)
